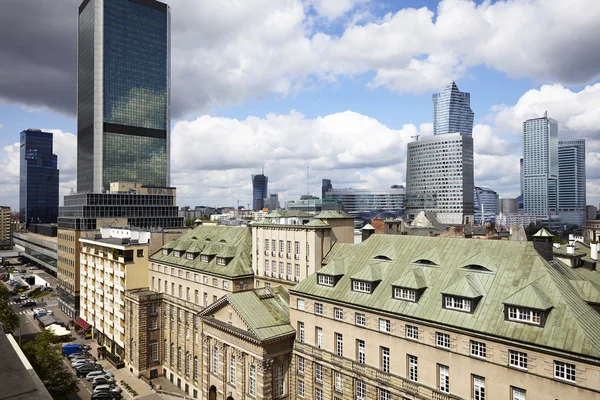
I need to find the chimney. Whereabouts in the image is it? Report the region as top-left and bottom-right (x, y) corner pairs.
(567, 245), (574, 255)
(591, 242), (598, 261)
(361, 224), (376, 242)
(532, 228), (553, 261)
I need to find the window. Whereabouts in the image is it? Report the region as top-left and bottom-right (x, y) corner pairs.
(200, 255), (210, 262)
(381, 347), (390, 373)
(357, 340), (365, 364)
(352, 280), (371, 293)
(334, 307), (344, 320)
(394, 287), (416, 301)
(334, 371), (343, 393)
(298, 322), (305, 343)
(297, 298), (305, 311)
(185, 352), (191, 376)
(193, 356), (198, 380)
(223, 281), (229, 290)
(162, 249), (168, 256)
(509, 350), (528, 370)
(297, 356), (305, 375)
(204, 293), (208, 306)
(186, 287), (190, 301)
(186, 272), (190, 280)
(439, 364), (449, 393)
(408, 355), (418, 382)
(230, 355), (236, 385)
(379, 318), (390, 333)
(295, 241), (300, 254)
(315, 363), (323, 383)
(149, 317), (158, 330)
(149, 341), (158, 361)
(212, 346), (219, 374)
(445, 296), (471, 312)
(177, 347), (182, 371)
(314, 303), (323, 315)
(470, 341), (487, 359)
(174, 251), (181, 257)
(315, 388), (323, 400)
(436, 332), (450, 349)
(203, 276), (209, 284)
(287, 241), (292, 254)
(355, 313), (366, 327)
(249, 365), (256, 396)
(510, 387), (526, 400)
(356, 380), (366, 400)
(295, 264), (300, 279)
(335, 333), (343, 356)
(274, 364), (284, 397)
(554, 360), (576, 382)
(508, 307), (541, 325)
(265, 260), (270, 273)
(379, 388), (390, 400)
(195, 290), (199, 304)
(318, 274), (334, 286)
(316, 327), (323, 348)
(213, 295), (218, 303)
(406, 325), (419, 340)
(473, 375), (485, 400)
(265, 239), (269, 251)
(279, 240), (284, 253)
(212, 278), (218, 287)
(298, 380), (305, 397)
(217, 257), (227, 266)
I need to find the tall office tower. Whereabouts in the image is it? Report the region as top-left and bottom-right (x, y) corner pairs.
(405, 82), (475, 224)
(77, 0), (170, 193)
(324, 186), (405, 214)
(19, 129), (59, 226)
(558, 140), (586, 227)
(252, 172), (268, 210)
(432, 81), (474, 136)
(518, 158), (524, 209)
(499, 198), (519, 215)
(474, 186), (499, 224)
(523, 113), (559, 229)
(322, 178), (332, 199)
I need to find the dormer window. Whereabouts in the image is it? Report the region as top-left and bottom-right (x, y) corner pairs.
(444, 296), (471, 312)
(317, 274), (334, 286)
(394, 287), (416, 302)
(217, 257), (228, 266)
(200, 255), (210, 263)
(162, 249), (169, 256)
(507, 307), (541, 325)
(173, 251), (181, 257)
(186, 253), (195, 260)
(352, 280), (371, 294)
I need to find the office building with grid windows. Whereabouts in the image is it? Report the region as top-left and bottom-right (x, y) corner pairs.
(77, 0), (170, 193)
(558, 140), (586, 227)
(432, 81), (474, 136)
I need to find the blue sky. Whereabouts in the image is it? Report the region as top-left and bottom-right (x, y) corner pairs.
(0, 0), (599, 211)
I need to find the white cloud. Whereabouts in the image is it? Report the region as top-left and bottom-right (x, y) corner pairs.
(309, 0), (368, 20)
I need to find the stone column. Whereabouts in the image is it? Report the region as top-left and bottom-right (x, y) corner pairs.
(258, 358), (274, 400)
(201, 334), (210, 400)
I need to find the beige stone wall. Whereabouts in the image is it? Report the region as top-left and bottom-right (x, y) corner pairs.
(323, 218), (354, 244)
(0, 206), (11, 242)
(289, 293), (600, 400)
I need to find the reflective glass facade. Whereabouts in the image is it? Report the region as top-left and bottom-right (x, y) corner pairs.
(432, 82), (474, 136)
(252, 174), (268, 210)
(77, 0), (170, 192)
(19, 129), (59, 226)
(558, 140), (586, 226)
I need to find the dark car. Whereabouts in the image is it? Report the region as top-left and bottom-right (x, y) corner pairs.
(92, 377), (115, 388)
(20, 301), (36, 308)
(13, 297), (24, 303)
(75, 364), (103, 377)
(91, 392), (121, 400)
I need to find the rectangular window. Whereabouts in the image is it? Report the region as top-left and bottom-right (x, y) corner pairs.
(265, 260), (270, 273)
(406, 325), (419, 340)
(408, 355), (418, 382)
(314, 303), (323, 315)
(149, 341), (158, 361)
(334, 371), (343, 393)
(274, 364), (284, 397)
(381, 347), (390, 373)
(356, 380), (366, 400)
(295, 264), (300, 278)
(186, 287), (190, 301)
(316, 327), (323, 348)
(230, 355), (236, 385)
(194, 290), (199, 304)
(249, 365), (256, 396)
(352, 280), (371, 293)
(445, 296), (471, 312)
(473, 375), (485, 400)
(297, 298), (305, 311)
(355, 313), (366, 327)
(439, 364), (449, 393)
(272, 239), (276, 252)
(287, 241), (292, 254)
(203, 276), (209, 284)
(315, 363), (323, 383)
(298, 322), (305, 343)
(279, 240), (284, 253)
(379, 318), (390, 333)
(508, 307), (541, 325)
(554, 360), (576, 382)
(212, 347), (219, 374)
(379, 388), (390, 400)
(212, 278), (218, 287)
(295, 241), (300, 254)
(318, 275), (334, 286)
(357, 340), (365, 364)
(436, 332), (450, 349)
(298, 380), (305, 397)
(394, 287), (416, 301)
(334, 307), (344, 320)
(297, 356), (305, 375)
(315, 388), (323, 400)
(265, 239), (269, 251)
(512, 387), (526, 400)
(470, 341), (487, 359)
(335, 333), (343, 356)
(509, 350), (528, 370)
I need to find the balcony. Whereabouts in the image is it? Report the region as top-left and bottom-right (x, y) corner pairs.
(96, 276), (104, 284)
(106, 319), (114, 327)
(81, 303), (87, 310)
(106, 280), (114, 288)
(105, 292), (114, 301)
(89, 308), (94, 315)
(96, 301), (104, 308)
(114, 310), (125, 320)
(115, 270), (125, 279)
(105, 267), (114, 275)
(81, 270), (87, 276)
(98, 313), (104, 320)
(96, 264), (104, 271)
(105, 305), (113, 314)
(115, 324), (125, 335)
(115, 297), (124, 307)
(81, 282), (87, 288)
(97, 288), (104, 296)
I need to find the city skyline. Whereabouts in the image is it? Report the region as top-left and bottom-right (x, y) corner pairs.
(0, 0), (598, 209)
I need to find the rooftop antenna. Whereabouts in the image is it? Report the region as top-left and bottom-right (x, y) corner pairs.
(411, 135), (420, 141)
(306, 167), (310, 196)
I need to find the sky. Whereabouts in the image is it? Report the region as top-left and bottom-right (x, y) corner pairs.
(0, 0), (599, 211)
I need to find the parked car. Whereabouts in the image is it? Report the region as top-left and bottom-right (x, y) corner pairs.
(43, 286), (53, 292)
(20, 301), (36, 308)
(91, 392), (121, 400)
(92, 376), (115, 388)
(71, 354), (95, 363)
(75, 364), (103, 377)
(62, 343), (86, 356)
(86, 371), (107, 381)
(72, 360), (94, 368)
(67, 351), (89, 360)
(93, 384), (118, 393)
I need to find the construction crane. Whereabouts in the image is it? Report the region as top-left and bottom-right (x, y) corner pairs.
(411, 135), (420, 141)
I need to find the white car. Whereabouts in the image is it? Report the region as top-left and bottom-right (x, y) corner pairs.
(72, 359), (93, 368)
(86, 371), (106, 381)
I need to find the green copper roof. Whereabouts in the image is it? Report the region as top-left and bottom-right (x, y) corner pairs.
(173, 239), (192, 252)
(304, 219), (330, 227)
(217, 245), (237, 259)
(162, 240), (177, 250)
(533, 227), (553, 237)
(291, 234), (600, 358)
(350, 262), (382, 282)
(314, 210), (353, 219)
(186, 241), (204, 254)
(570, 280), (600, 304)
(267, 210), (311, 218)
(392, 268), (428, 290)
(362, 224), (375, 230)
(151, 225), (253, 278)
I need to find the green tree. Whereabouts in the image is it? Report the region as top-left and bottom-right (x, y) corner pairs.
(185, 217), (195, 228)
(0, 284), (19, 333)
(22, 330), (77, 398)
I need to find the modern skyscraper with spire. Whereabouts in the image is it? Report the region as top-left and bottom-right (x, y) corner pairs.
(432, 81), (474, 136)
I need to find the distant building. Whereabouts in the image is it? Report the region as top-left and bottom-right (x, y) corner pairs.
(324, 187), (405, 214)
(558, 140), (586, 227)
(265, 193), (280, 210)
(0, 206), (11, 246)
(252, 173), (268, 210)
(19, 129), (59, 226)
(519, 157), (524, 208)
(506, 212), (537, 228)
(523, 113), (559, 229)
(286, 198), (341, 214)
(586, 205), (598, 221)
(499, 198), (519, 215)
(321, 178), (332, 199)
(432, 81), (474, 136)
(474, 186), (499, 224)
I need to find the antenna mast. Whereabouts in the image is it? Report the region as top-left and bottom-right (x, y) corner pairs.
(306, 167), (309, 196)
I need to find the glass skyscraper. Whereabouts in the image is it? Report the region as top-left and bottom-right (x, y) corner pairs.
(523, 114), (559, 228)
(405, 82), (475, 224)
(558, 139), (586, 227)
(19, 129), (59, 226)
(77, 0), (170, 193)
(252, 173), (268, 210)
(432, 81), (474, 136)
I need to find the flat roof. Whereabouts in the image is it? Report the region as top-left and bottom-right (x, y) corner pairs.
(15, 232), (57, 244)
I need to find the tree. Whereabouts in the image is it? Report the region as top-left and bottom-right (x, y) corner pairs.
(185, 217), (195, 228)
(22, 330), (77, 398)
(0, 285), (19, 333)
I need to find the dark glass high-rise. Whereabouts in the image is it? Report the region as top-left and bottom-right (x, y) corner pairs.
(252, 173), (268, 210)
(19, 129), (59, 227)
(77, 0), (171, 192)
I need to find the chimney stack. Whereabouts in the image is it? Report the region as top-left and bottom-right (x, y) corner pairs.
(591, 242), (598, 261)
(532, 228), (554, 261)
(361, 224), (376, 242)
